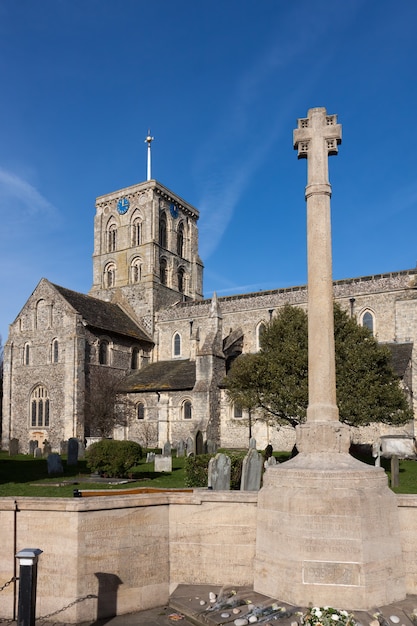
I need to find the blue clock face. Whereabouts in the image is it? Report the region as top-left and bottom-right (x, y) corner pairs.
(117, 197), (130, 215)
(170, 202), (179, 219)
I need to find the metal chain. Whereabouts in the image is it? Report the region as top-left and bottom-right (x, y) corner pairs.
(36, 593), (97, 623)
(0, 577), (17, 593)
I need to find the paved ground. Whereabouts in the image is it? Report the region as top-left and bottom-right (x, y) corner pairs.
(74, 585), (417, 626)
(3, 585), (417, 626)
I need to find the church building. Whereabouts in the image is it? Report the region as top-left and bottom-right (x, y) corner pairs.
(2, 156), (416, 453)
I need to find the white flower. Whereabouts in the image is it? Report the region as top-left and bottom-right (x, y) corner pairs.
(331, 615), (340, 621)
(314, 610), (323, 618)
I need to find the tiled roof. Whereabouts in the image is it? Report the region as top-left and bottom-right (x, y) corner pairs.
(52, 283), (152, 343)
(385, 342), (413, 377)
(119, 359), (196, 392)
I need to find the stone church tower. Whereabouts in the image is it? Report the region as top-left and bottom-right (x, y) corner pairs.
(89, 179), (204, 334)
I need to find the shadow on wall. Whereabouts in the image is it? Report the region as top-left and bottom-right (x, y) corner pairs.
(91, 573), (123, 625)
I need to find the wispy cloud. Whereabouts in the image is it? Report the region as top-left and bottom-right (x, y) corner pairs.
(0, 167), (58, 228)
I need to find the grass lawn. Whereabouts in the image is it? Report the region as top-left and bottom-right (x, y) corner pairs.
(0, 450), (416, 497)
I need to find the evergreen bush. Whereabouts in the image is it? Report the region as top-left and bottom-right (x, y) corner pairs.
(184, 451), (246, 489)
(85, 439), (143, 478)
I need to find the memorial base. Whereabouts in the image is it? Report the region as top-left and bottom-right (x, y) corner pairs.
(254, 451), (405, 610)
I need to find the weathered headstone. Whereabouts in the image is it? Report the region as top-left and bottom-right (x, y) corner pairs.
(60, 440), (69, 456)
(78, 439), (86, 459)
(9, 438), (19, 456)
(195, 431), (203, 455)
(176, 440), (185, 457)
(240, 448), (262, 491)
(34, 447), (42, 458)
(47, 453), (63, 475)
(163, 441), (171, 457)
(249, 437), (257, 449)
(43, 442), (52, 456)
(29, 440), (38, 455)
(154, 455), (172, 472)
(208, 453), (231, 490)
(206, 440), (218, 455)
(264, 456), (277, 469)
(146, 451), (156, 463)
(67, 437), (79, 466)
(186, 436), (194, 456)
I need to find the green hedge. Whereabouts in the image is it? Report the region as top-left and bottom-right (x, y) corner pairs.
(85, 439), (143, 478)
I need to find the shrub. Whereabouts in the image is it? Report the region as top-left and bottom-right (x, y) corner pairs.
(184, 451), (246, 489)
(85, 439), (143, 478)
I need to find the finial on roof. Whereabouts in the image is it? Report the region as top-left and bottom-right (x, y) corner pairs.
(144, 130), (154, 181)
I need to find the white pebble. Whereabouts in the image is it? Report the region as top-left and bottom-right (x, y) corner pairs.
(370, 620), (380, 626)
(221, 613), (230, 618)
(199, 600), (206, 605)
(390, 617), (400, 624)
(249, 616), (258, 623)
(291, 622), (299, 626)
(234, 619), (249, 626)
(209, 592), (217, 602)
(233, 608), (241, 614)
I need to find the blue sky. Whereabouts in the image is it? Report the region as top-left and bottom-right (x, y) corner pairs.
(1, 0), (417, 343)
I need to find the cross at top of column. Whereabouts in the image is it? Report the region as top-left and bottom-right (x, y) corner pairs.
(293, 107), (342, 187)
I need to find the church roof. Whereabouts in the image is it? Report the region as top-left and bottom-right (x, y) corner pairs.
(119, 359), (196, 393)
(385, 342), (413, 378)
(52, 283), (152, 343)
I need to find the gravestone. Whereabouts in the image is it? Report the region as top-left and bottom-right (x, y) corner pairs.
(154, 455), (172, 472)
(208, 453), (231, 490)
(34, 447), (42, 458)
(264, 456), (277, 469)
(29, 440), (38, 455)
(78, 440), (86, 459)
(176, 440), (185, 457)
(163, 441), (171, 457)
(195, 431), (203, 455)
(146, 451), (155, 463)
(60, 440), (68, 456)
(43, 442), (52, 456)
(206, 440), (218, 455)
(67, 437), (79, 466)
(186, 437), (194, 456)
(9, 438), (19, 456)
(240, 448), (263, 491)
(47, 453), (63, 475)
(249, 437), (257, 449)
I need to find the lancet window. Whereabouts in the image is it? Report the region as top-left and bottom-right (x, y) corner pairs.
(107, 223), (117, 253)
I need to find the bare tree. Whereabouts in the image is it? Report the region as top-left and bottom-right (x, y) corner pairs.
(84, 366), (133, 438)
(135, 420), (158, 449)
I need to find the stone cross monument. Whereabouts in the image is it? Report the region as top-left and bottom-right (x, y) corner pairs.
(254, 107), (405, 609)
(293, 107), (350, 454)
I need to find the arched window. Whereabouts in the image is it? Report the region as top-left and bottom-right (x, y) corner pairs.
(131, 258), (142, 283)
(177, 222), (184, 257)
(256, 322), (267, 351)
(24, 343), (30, 366)
(99, 339), (110, 365)
(159, 212), (167, 248)
(104, 263), (116, 288)
(137, 402), (145, 420)
(52, 339), (59, 363)
(107, 223), (117, 252)
(234, 404), (243, 419)
(132, 218), (141, 247)
(178, 267), (185, 293)
(131, 347), (140, 370)
(183, 400), (192, 420)
(30, 385), (50, 427)
(173, 333), (181, 357)
(362, 311), (375, 335)
(160, 258), (167, 285)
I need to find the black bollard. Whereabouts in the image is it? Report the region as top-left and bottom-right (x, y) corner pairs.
(15, 549), (43, 626)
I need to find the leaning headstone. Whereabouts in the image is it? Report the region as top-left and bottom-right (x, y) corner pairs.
(264, 456), (278, 469)
(154, 455), (172, 472)
(9, 438), (19, 456)
(240, 448), (263, 491)
(60, 440), (69, 456)
(146, 451), (156, 463)
(163, 441), (172, 457)
(47, 453), (63, 475)
(34, 447), (42, 458)
(29, 440), (38, 455)
(176, 440), (185, 457)
(249, 437), (257, 449)
(67, 437), (79, 466)
(208, 453), (231, 490)
(186, 436), (194, 456)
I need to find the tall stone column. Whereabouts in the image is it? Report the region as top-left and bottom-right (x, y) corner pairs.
(254, 107), (405, 609)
